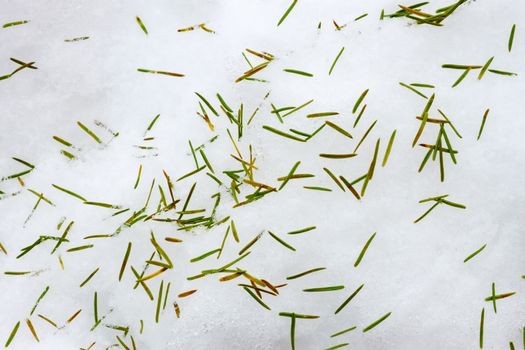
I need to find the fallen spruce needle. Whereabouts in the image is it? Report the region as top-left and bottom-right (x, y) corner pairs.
(244, 287), (271, 310)
(286, 267), (326, 280)
(5, 321), (20, 348)
(352, 89), (369, 114)
(319, 153), (357, 159)
(137, 68), (184, 77)
(339, 176), (361, 200)
(477, 109), (490, 140)
(287, 226), (316, 235)
(263, 125), (306, 142)
(382, 130), (396, 167)
(478, 57), (494, 80)
(118, 242), (132, 281)
(412, 94), (435, 147)
(325, 343), (349, 350)
(279, 312), (319, 349)
(77, 121), (102, 144)
(268, 231), (296, 251)
(283, 69), (313, 77)
(508, 24), (516, 52)
(178, 289), (197, 298)
(363, 312), (392, 332)
(480, 308), (484, 348)
(463, 244), (487, 263)
(277, 0), (298, 26)
(25, 319), (39, 342)
(414, 195), (465, 223)
(303, 285), (344, 292)
(334, 284), (364, 314)
(135, 16), (148, 34)
(354, 232), (376, 267)
(191, 248), (221, 262)
(330, 326), (357, 338)
(484, 292), (516, 302)
(329, 47), (345, 75)
(307, 112), (339, 118)
(3, 20), (29, 28)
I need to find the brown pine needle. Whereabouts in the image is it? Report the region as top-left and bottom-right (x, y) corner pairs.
(25, 319), (39, 342)
(339, 176), (361, 200)
(235, 62), (269, 83)
(398, 5), (432, 17)
(178, 289), (197, 298)
(138, 267), (168, 282)
(220, 271), (244, 282)
(67, 309), (82, 323)
(484, 292), (516, 302)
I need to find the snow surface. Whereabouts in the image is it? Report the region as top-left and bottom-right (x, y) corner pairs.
(0, 0), (524, 349)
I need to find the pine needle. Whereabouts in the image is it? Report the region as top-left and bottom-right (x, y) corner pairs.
(329, 47), (345, 75)
(136, 16), (148, 34)
(363, 312), (392, 332)
(277, 0), (298, 26)
(354, 232), (376, 267)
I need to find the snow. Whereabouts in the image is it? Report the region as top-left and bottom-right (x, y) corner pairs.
(0, 0), (524, 349)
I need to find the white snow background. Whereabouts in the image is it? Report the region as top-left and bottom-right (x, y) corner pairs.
(0, 0), (524, 349)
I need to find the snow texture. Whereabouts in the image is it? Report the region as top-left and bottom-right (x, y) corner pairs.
(0, 1), (524, 349)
